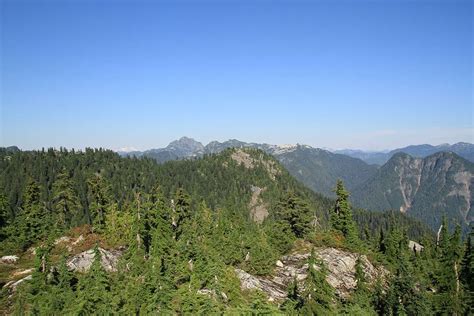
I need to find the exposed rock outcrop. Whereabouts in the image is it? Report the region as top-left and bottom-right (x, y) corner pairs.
(249, 185), (269, 223)
(235, 268), (287, 300)
(408, 240), (424, 252)
(4, 275), (32, 292)
(236, 247), (387, 301)
(1, 255), (19, 264)
(316, 248), (386, 296)
(231, 150), (255, 169)
(67, 247), (124, 272)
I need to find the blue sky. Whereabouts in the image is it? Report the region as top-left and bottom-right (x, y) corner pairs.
(1, 0), (472, 151)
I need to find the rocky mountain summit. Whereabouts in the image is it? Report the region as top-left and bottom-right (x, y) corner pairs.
(166, 136), (204, 157)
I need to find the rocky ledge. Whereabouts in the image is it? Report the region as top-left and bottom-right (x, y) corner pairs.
(236, 247), (387, 301)
(67, 247), (125, 272)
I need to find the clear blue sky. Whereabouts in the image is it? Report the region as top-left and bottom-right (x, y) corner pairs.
(1, 0), (472, 151)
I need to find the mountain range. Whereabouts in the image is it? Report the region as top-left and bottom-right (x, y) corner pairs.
(119, 138), (379, 196)
(335, 142), (474, 165)
(119, 137), (474, 233)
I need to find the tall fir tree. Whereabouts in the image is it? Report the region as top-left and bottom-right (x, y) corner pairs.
(173, 188), (191, 240)
(0, 188), (10, 239)
(460, 226), (474, 315)
(104, 201), (133, 246)
(75, 245), (111, 314)
(52, 169), (81, 230)
(330, 180), (358, 244)
(435, 220), (464, 315)
(385, 250), (429, 315)
(16, 179), (49, 248)
(301, 248), (336, 315)
(87, 173), (111, 232)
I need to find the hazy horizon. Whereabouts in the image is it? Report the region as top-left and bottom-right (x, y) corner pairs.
(2, 135), (473, 153)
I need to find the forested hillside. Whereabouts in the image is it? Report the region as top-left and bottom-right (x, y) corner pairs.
(275, 145), (378, 197)
(0, 148), (472, 315)
(352, 152), (474, 234)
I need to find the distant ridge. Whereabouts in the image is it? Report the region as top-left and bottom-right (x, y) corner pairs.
(335, 142), (474, 164)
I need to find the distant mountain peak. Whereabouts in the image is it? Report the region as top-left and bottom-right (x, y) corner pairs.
(167, 136), (201, 146)
(166, 136), (204, 157)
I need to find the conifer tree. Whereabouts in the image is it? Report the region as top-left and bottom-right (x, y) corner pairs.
(27, 247), (49, 314)
(138, 185), (168, 254)
(385, 251), (429, 315)
(75, 245), (111, 314)
(104, 202), (133, 246)
(48, 255), (75, 312)
(124, 192), (147, 272)
(378, 227), (386, 254)
(301, 248), (336, 315)
(173, 188), (191, 240)
(147, 186), (168, 227)
(354, 256), (368, 294)
(372, 278), (387, 315)
(345, 256), (377, 315)
(52, 169), (81, 230)
(16, 179), (49, 248)
(0, 189), (9, 237)
(30, 245), (51, 294)
(330, 180), (357, 243)
(282, 277), (304, 314)
(87, 173), (111, 232)
(383, 226), (405, 263)
(435, 220), (464, 315)
(275, 192), (312, 238)
(460, 226), (474, 315)
(55, 255), (73, 290)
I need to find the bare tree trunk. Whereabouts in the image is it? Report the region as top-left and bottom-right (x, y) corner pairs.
(437, 224), (443, 246)
(135, 192), (142, 247)
(454, 261), (460, 294)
